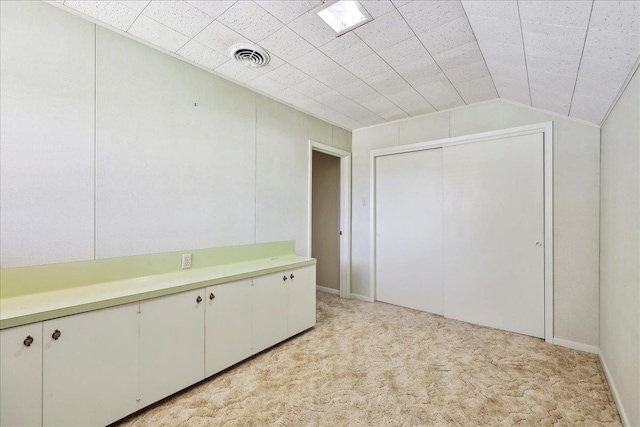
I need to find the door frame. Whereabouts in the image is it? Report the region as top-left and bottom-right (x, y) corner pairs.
(369, 122), (554, 343)
(308, 140), (352, 299)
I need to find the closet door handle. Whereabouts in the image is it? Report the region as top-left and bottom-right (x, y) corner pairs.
(209, 293), (215, 300)
(196, 296), (203, 304)
(283, 275), (288, 282)
(52, 330), (61, 341)
(290, 274), (294, 280)
(23, 336), (34, 347)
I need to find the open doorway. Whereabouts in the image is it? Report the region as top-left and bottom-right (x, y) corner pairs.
(312, 151), (340, 294)
(308, 141), (351, 298)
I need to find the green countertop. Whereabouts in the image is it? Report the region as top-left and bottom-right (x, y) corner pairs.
(0, 242), (315, 330)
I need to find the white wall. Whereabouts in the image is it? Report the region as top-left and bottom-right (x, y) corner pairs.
(0, 1), (351, 268)
(599, 67), (639, 427)
(0, 1), (96, 267)
(352, 100), (601, 348)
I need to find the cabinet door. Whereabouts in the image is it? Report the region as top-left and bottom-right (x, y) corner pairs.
(43, 303), (139, 427)
(1, 323), (43, 427)
(139, 289), (205, 406)
(205, 280), (252, 377)
(251, 273), (288, 354)
(287, 266), (316, 336)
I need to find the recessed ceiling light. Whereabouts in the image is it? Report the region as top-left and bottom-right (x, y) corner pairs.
(314, 1), (373, 36)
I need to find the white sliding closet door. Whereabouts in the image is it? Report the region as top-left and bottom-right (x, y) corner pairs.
(375, 148), (443, 314)
(443, 133), (544, 338)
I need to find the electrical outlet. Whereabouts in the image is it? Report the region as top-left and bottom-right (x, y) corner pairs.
(181, 253), (192, 269)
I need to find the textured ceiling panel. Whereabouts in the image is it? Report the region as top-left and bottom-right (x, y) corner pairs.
(353, 10), (414, 51)
(519, 0), (591, 116)
(64, 1), (140, 31)
(259, 26), (315, 62)
(334, 79), (376, 102)
(520, 0), (593, 27)
(398, 1), (466, 35)
(365, 69), (413, 97)
(176, 39), (229, 70)
(217, 1), (283, 42)
(142, 0), (212, 38)
(344, 53), (391, 80)
(289, 49), (339, 77)
(246, 75), (286, 95)
(194, 20), (250, 55)
(184, 1), (233, 19)
(463, 0), (529, 106)
(291, 78), (333, 99)
(56, 0), (640, 130)
(387, 88), (436, 116)
(416, 75), (465, 110)
(493, 78), (531, 106)
(128, 14), (189, 52)
(417, 16), (475, 55)
(255, 1), (321, 24)
(359, 1), (395, 19)
(319, 32), (374, 66)
(570, 0), (640, 122)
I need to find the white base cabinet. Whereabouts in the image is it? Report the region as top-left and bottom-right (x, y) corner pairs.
(252, 272), (289, 354)
(1, 264), (315, 427)
(42, 303), (139, 427)
(252, 266), (317, 354)
(139, 289), (205, 407)
(205, 280), (252, 376)
(1, 322), (43, 427)
(287, 266), (316, 336)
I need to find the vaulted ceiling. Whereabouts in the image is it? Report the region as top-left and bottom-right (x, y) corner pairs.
(53, 0), (640, 130)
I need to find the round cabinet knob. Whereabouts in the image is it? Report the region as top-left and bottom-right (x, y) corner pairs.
(23, 336), (34, 347)
(536, 242), (543, 247)
(290, 274), (295, 280)
(52, 330), (61, 341)
(196, 296), (203, 304)
(283, 275), (288, 281)
(209, 293), (215, 301)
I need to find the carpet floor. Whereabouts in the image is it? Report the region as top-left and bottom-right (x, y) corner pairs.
(115, 292), (620, 426)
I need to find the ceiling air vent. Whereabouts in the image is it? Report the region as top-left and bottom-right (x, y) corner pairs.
(229, 43), (270, 68)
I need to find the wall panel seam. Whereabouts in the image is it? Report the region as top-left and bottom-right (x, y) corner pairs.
(93, 24), (97, 261)
(254, 94), (258, 245)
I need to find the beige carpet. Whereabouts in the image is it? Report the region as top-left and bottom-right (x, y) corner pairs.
(116, 292), (620, 426)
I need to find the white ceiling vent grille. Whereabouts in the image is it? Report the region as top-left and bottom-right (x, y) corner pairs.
(229, 43), (270, 68)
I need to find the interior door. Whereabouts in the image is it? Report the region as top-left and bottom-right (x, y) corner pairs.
(443, 133), (544, 338)
(375, 148), (444, 314)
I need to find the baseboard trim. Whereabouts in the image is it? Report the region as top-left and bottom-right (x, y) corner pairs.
(316, 285), (339, 295)
(599, 350), (631, 427)
(349, 293), (370, 302)
(552, 338), (599, 354)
